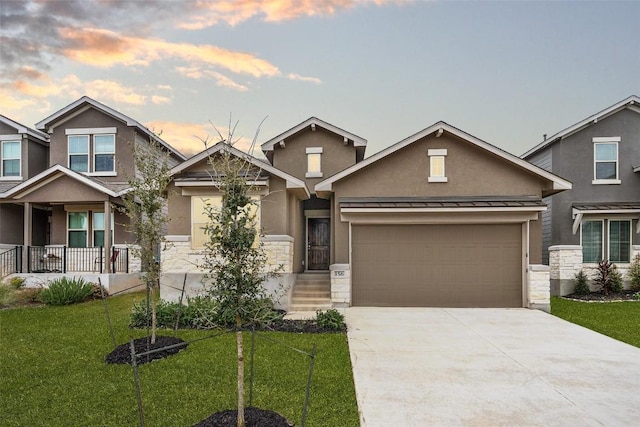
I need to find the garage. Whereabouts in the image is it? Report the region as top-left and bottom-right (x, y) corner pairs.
(351, 223), (523, 307)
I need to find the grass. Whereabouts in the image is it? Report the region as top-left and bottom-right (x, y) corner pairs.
(551, 296), (640, 348)
(0, 292), (359, 426)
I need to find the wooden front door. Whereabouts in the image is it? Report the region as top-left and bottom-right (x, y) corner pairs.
(308, 218), (330, 270)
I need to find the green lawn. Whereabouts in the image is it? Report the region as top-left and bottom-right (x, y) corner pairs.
(0, 293), (359, 426)
(551, 296), (640, 348)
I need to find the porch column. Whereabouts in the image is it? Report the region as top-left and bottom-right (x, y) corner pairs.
(23, 202), (32, 271)
(104, 200), (112, 273)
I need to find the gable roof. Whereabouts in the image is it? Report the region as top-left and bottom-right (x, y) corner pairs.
(0, 164), (131, 199)
(0, 114), (49, 141)
(34, 96), (187, 161)
(171, 141), (310, 198)
(522, 95), (640, 159)
(315, 121), (572, 197)
(261, 117), (367, 153)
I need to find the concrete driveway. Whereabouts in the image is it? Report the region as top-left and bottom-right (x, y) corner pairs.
(345, 307), (640, 427)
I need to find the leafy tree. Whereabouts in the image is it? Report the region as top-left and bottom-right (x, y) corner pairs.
(200, 123), (280, 427)
(120, 136), (172, 344)
(573, 270), (590, 296)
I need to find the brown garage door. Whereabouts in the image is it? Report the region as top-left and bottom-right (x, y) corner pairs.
(352, 224), (522, 307)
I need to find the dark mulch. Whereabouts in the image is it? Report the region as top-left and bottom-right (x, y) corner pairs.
(255, 319), (345, 334)
(193, 407), (293, 427)
(564, 290), (639, 302)
(105, 335), (188, 365)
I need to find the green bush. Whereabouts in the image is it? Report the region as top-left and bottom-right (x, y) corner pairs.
(573, 270), (590, 295)
(628, 254), (640, 292)
(610, 265), (623, 294)
(40, 277), (95, 306)
(130, 299), (181, 329)
(316, 309), (346, 331)
(9, 277), (25, 289)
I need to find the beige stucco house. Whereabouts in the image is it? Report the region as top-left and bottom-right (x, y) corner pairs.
(161, 117), (571, 312)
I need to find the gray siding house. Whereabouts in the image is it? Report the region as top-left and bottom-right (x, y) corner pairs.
(522, 95), (640, 294)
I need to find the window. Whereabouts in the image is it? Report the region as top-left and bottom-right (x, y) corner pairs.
(93, 212), (115, 247)
(593, 138), (619, 183)
(581, 219), (632, 263)
(581, 220), (602, 263)
(609, 220), (631, 263)
(191, 196), (260, 249)
(66, 128), (116, 175)
(69, 135), (89, 172)
(306, 147), (323, 178)
(68, 212), (88, 248)
(94, 135), (115, 172)
(1, 140), (21, 178)
(428, 149), (448, 182)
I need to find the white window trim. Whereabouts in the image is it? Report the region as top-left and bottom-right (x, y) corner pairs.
(306, 147), (323, 178)
(0, 139), (22, 180)
(428, 148), (448, 183)
(580, 217), (634, 264)
(592, 138), (620, 184)
(66, 127), (117, 135)
(93, 134), (116, 174)
(67, 211), (89, 248)
(68, 134), (90, 173)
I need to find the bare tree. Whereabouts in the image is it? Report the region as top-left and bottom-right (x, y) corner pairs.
(120, 136), (172, 344)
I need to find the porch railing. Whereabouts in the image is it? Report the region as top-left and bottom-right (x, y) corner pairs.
(27, 246), (129, 274)
(0, 246), (23, 277)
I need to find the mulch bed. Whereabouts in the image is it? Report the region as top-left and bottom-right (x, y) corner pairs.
(105, 335), (188, 365)
(563, 290), (639, 302)
(253, 319), (346, 334)
(193, 407), (294, 427)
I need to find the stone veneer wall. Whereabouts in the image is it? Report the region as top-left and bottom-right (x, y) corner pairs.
(329, 264), (350, 307)
(160, 235), (295, 309)
(550, 244), (640, 296)
(528, 264), (550, 312)
(549, 245), (582, 296)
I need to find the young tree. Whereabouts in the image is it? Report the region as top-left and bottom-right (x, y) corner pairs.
(200, 123), (280, 427)
(120, 136), (172, 344)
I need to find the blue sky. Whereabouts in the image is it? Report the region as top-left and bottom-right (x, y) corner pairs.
(1, 0), (638, 157)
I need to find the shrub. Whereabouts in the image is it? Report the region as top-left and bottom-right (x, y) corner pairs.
(573, 270), (590, 295)
(316, 309), (346, 331)
(90, 283), (109, 299)
(633, 292), (640, 301)
(610, 265), (623, 294)
(9, 277), (25, 289)
(40, 277), (95, 306)
(628, 254), (640, 292)
(131, 299), (181, 329)
(594, 260), (616, 295)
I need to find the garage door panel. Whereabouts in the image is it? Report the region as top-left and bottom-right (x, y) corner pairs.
(352, 224), (522, 307)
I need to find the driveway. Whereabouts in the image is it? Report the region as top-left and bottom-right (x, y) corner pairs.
(345, 307), (640, 427)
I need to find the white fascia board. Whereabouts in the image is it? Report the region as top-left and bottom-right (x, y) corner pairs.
(316, 121), (572, 193)
(0, 116), (49, 141)
(572, 208), (640, 215)
(172, 142), (310, 198)
(261, 117), (367, 152)
(521, 95), (640, 158)
(174, 180), (269, 187)
(3, 164), (120, 199)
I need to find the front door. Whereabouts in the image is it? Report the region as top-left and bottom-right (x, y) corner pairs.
(308, 218), (330, 270)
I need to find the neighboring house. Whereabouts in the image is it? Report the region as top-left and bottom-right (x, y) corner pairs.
(0, 96), (185, 280)
(161, 117), (571, 312)
(522, 95), (640, 295)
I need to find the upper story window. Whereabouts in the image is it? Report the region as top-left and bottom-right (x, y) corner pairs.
(306, 147), (323, 178)
(66, 128), (116, 175)
(593, 137), (620, 184)
(1, 140), (21, 179)
(428, 149), (447, 183)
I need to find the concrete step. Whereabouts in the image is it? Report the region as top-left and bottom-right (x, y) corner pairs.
(289, 303), (333, 312)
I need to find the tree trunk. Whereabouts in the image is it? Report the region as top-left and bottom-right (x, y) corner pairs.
(150, 281), (157, 344)
(237, 314), (245, 427)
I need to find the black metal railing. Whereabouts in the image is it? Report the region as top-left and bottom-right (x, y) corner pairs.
(0, 246), (22, 277)
(27, 246), (129, 274)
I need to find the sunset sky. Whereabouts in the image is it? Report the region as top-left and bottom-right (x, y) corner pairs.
(1, 0), (639, 158)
